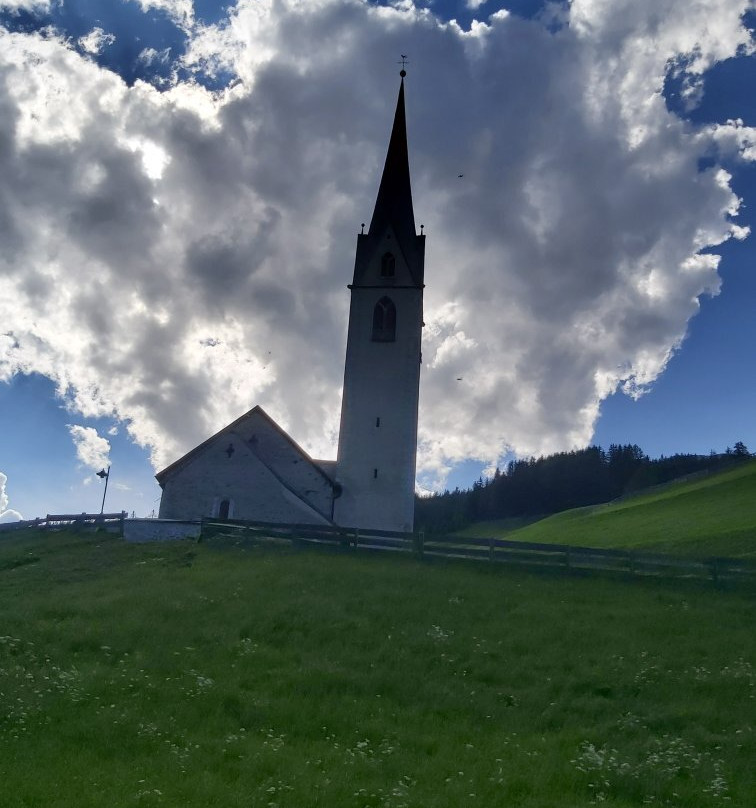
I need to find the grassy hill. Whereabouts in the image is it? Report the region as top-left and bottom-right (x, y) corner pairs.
(0, 528), (754, 806)
(458, 459), (756, 559)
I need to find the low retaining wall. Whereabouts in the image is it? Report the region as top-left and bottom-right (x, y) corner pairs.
(123, 519), (201, 542)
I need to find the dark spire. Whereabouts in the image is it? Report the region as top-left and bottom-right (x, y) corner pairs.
(368, 76), (417, 248)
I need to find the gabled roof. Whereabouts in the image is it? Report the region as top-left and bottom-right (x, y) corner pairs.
(155, 405), (336, 489)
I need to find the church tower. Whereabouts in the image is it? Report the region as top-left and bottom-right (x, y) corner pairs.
(334, 71), (425, 532)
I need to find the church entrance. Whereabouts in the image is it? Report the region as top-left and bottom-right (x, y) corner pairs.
(218, 499), (231, 520)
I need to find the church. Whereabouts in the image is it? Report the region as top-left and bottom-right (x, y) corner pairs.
(156, 70), (425, 533)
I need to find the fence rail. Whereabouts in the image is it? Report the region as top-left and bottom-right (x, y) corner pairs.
(200, 518), (756, 585)
(0, 512), (126, 535)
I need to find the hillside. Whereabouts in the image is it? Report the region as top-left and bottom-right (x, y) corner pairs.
(416, 445), (751, 536)
(492, 459), (756, 558)
(0, 530), (754, 806)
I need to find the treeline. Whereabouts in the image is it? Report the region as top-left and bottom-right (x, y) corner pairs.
(415, 442), (752, 534)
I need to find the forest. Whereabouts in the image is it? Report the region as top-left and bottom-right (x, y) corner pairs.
(415, 441), (752, 534)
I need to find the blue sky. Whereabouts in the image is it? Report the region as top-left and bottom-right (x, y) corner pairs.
(0, 0), (754, 519)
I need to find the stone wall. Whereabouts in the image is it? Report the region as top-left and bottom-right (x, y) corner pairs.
(123, 519), (201, 542)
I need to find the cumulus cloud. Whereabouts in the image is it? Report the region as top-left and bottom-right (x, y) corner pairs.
(67, 426), (111, 471)
(131, 0), (194, 31)
(0, 0), (754, 490)
(77, 27), (116, 56)
(138, 47), (172, 68)
(0, 0), (51, 13)
(0, 471), (22, 522)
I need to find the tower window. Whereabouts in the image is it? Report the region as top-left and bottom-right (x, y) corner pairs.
(372, 296), (396, 342)
(373, 468), (378, 479)
(381, 252), (396, 278)
(376, 417), (380, 427)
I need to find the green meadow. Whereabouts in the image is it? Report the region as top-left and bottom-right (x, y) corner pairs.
(458, 459), (756, 559)
(0, 528), (754, 807)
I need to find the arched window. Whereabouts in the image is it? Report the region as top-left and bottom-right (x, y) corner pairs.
(381, 252), (396, 278)
(372, 297), (396, 342)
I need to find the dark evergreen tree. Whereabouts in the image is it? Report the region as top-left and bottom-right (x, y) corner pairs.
(415, 442), (747, 533)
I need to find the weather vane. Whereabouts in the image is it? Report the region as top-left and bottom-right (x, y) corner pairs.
(398, 54), (408, 76)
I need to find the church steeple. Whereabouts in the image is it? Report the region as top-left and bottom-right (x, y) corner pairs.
(335, 69), (426, 532)
(368, 77), (417, 258)
(351, 73), (424, 289)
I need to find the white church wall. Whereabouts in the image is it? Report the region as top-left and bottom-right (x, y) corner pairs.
(335, 284), (423, 532)
(314, 459), (338, 477)
(230, 410), (335, 520)
(158, 432), (332, 524)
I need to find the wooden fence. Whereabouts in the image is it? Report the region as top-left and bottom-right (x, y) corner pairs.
(200, 518), (756, 585)
(0, 512), (127, 535)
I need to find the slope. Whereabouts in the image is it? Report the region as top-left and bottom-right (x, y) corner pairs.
(502, 458), (756, 558)
(0, 530), (754, 806)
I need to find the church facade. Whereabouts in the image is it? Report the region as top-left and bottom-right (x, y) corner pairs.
(156, 73), (424, 533)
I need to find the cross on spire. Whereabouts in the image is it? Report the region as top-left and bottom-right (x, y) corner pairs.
(398, 54), (409, 76)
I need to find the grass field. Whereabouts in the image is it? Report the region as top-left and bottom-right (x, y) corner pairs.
(459, 459), (756, 559)
(0, 529), (754, 807)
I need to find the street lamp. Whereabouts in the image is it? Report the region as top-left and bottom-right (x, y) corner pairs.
(96, 466), (110, 515)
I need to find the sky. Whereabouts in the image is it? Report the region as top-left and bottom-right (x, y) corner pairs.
(0, 0), (755, 521)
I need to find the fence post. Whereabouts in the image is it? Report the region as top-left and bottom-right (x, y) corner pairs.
(564, 548), (570, 569)
(627, 552), (635, 575)
(414, 531), (424, 560)
(709, 559), (719, 584)
(353, 529), (359, 549)
(488, 538), (495, 562)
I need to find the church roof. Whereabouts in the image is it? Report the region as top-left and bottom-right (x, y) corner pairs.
(155, 405), (336, 490)
(368, 76), (417, 255)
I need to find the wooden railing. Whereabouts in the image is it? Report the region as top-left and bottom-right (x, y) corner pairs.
(0, 512), (126, 535)
(200, 518), (756, 585)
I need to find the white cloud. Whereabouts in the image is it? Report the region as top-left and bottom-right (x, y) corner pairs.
(0, 0), (754, 490)
(0, 471), (23, 522)
(138, 46), (172, 68)
(131, 0), (194, 31)
(67, 426), (111, 471)
(77, 27), (116, 56)
(0, 0), (51, 13)
(0, 472), (9, 513)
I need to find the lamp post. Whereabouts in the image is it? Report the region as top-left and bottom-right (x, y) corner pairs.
(96, 466), (110, 515)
